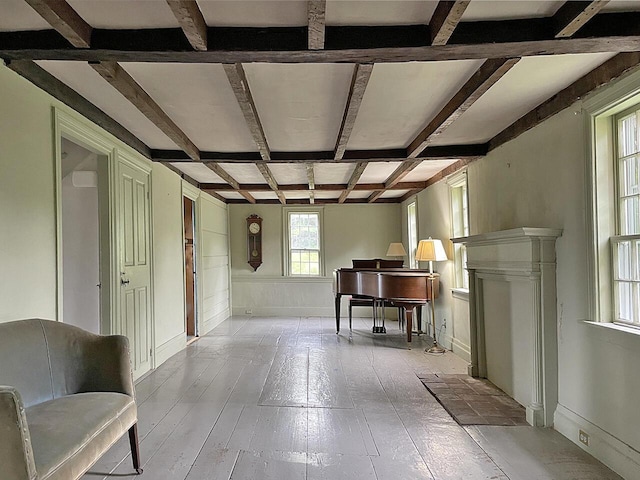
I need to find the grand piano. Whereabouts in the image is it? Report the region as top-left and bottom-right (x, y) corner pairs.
(333, 264), (439, 342)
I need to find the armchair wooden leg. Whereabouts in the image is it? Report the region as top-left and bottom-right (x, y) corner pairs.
(128, 423), (143, 474)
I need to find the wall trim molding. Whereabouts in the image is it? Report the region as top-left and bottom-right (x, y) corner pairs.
(200, 308), (229, 336)
(154, 331), (186, 366)
(232, 275), (333, 284)
(554, 404), (640, 479)
(444, 333), (471, 361)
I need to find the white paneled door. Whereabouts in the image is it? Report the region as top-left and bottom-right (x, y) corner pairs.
(118, 160), (152, 379)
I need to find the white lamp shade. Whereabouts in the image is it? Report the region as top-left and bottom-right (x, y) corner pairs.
(386, 242), (407, 257)
(415, 238), (448, 262)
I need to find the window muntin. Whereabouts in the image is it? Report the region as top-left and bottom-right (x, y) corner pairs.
(449, 171), (469, 289)
(612, 107), (640, 327)
(407, 201), (417, 268)
(287, 211), (321, 276)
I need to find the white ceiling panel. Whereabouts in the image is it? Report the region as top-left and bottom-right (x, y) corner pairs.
(359, 162), (402, 183)
(402, 160), (458, 182)
(120, 63), (258, 152)
(0, 0), (52, 31)
(431, 52), (617, 146)
(170, 163), (225, 183)
(244, 63), (354, 151)
(250, 191), (279, 200)
(603, 0), (640, 12)
(67, 0), (178, 29)
(327, 1), (436, 25)
(199, 0), (307, 26)
(314, 163), (356, 184)
(461, 1), (563, 21)
(380, 189), (409, 199)
(348, 60), (485, 150)
(314, 190), (340, 199)
(348, 190), (374, 199)
(268, 163), (309, 184)
(36, 60), (178, 150)
(219, 191), (245, 199)
(284, 190), (312, 199)
(218, 163), (266, 183)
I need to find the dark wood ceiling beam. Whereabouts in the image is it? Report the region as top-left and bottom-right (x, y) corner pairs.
(256, 163), (286, 205)
(6, 59), (150, 157)
(553, 1), (610, 38)
(430, 1), (470, 46)
(199, 181), (427, 192)
(338, 162), (367, 203)
(367, 161), (421, 203)
(205, 163), (255, 203)
(3, 14), (640, 63)
(225, 197), (400, 205)
(308, 0), (326, 50)
(334, 64), (374, 160)
(307, 164), (315, 204)
(223, 63), (270, 161)
(150, 144), (488, 164)
(407, 57), (519, 158)
(23, 0), (92, 48)
(166, 0), (208, 51)
(489, 52), (640, 152)
(90, 61), (200, 161)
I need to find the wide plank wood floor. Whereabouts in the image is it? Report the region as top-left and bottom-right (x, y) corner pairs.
(84, 316), (622, 480)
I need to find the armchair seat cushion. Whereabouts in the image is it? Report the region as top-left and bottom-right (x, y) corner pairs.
(27, 393), (136, 480)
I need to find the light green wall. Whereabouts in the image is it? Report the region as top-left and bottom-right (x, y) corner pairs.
(151, 164), (186, 358)
(0, 65), (59, 321)
(0, 64), (229, 370)
(229, 203), (402, 316)
(410, 92), (640, 474)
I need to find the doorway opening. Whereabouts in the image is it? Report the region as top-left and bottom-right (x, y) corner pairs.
(61, 137), (106, 334)
(184, 196), (197, 342)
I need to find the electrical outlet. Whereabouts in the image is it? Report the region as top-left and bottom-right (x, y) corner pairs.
(245, 309), (252, 315)
(579, 430), (589, 446)
(442, 318), (447, 328)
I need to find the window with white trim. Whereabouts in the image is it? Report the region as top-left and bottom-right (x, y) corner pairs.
(407, 201), (417, 268)
(285, 209), (323, 276)
(612, 106), (640, 327)
(448, 170), (469, 289)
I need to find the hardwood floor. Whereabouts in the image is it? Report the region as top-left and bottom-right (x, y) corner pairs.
(84, 316), (622, 480)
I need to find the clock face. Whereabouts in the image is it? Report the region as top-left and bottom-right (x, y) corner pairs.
(249, 222), (261, 234)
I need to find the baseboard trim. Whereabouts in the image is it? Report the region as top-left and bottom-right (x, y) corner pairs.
(443, 333), (471, 362)
(232, 306), (336, 317)
(200, 309), (230, 335)
(154, 332), (186, 367)
(554, 404), (640, 479)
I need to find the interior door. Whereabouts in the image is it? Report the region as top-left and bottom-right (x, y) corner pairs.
(118, 161), (152, 379)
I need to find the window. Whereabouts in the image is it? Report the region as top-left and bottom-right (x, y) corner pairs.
(285, 209), (323, 276)
(612, 106), (640, 327)
(407, 201), (417, 268)
(448, 170), (469, 289)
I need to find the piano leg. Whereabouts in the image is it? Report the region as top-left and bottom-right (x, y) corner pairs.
(335, 294), (341, 334)
(405, 307), (413, 343)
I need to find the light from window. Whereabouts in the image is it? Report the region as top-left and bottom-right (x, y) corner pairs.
(289, 212), (320, 275)
(449, 171), (469, 289)
(408, 202), (417, 268)
(612, 108), (640, 327)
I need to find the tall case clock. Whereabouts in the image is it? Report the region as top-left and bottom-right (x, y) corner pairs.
(246, 215), (262, 271)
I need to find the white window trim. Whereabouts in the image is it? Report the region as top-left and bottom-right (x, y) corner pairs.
(407, 200), (418, 269)
(282, 206), (325, 277)
(448, 169), (469, 290)
(584, 67), (640, 324)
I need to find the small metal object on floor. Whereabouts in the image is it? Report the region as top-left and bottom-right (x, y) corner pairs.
(418, 373), (528, 426)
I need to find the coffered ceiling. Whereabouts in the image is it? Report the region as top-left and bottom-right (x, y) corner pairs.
(2, 0), (640, 204)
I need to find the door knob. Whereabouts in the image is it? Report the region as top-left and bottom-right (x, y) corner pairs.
(121, 278), (130, 286)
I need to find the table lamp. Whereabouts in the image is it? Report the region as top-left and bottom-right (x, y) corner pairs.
(386, 242), (407, 264)
(415, 237), (448, 354)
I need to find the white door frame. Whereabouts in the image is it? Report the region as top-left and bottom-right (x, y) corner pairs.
(183, 181), (200, 336)
(53, 108), (117, 334)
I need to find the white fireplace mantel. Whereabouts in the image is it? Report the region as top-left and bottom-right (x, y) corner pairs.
(454, 227), (562, 427)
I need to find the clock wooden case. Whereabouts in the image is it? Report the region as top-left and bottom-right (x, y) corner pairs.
(246, 214), (263, 271)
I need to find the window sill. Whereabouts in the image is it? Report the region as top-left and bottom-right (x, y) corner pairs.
(583, 320), (640, 337)
(451, 288), (469, 300)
